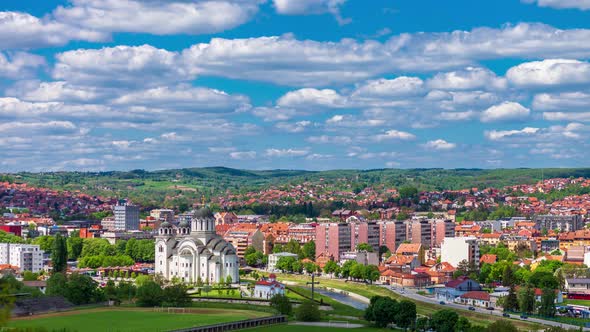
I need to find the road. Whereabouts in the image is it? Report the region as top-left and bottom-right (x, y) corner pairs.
(386, 286), (587, 331)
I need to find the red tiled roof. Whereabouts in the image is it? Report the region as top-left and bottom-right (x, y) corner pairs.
(480, 254), (497, 265)
(460, 291), (490, 301)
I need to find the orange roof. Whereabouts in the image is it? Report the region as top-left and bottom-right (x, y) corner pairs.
(395, 243), (422, 254)
(386, 254), (416, 265)
(480, 254), (497, 265)
(460, 291), (490, 301)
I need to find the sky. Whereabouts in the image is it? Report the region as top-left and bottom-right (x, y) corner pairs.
(1, 0), (590, 172)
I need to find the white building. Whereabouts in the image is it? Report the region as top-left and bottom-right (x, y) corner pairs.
(253, 274), (285, 299)
(155, 208), (239, 284)
(441, 237), (479, 268)
(114, 201), (140, 231)
(0, 243), (44, 272)
(267, 252), (299, 272)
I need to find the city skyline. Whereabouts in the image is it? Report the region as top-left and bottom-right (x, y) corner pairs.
(1, 0), (590, 171)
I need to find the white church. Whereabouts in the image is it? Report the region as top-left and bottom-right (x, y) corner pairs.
(155, 207), (239, 284)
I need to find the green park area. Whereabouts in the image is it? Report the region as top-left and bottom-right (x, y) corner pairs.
(9, 307), (268, 332)
(247, 325), (390, 332)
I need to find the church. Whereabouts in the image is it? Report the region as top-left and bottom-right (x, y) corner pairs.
(155, 207), (239, 284)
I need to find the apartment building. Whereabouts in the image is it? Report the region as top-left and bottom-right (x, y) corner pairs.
(441, 237), (480, 268)
(378, 221), (407, 252)
(0, 243), (44, 272)
(315, 223), (351, 261)
(114, 202), (140, 231)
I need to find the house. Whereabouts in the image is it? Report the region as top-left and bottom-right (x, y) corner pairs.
(268, 252), (299, 272)
(427, 262), (456, 285)
(384, 254), (420, 273)
(380, 270), (430, 287)
(565, 278), (590, 295)
(253, 274), (285, 299)
(395, 243), (425, 265)
(480, 254), (497, 265)
(23, 280), (47, 294)
(435, 277), (482, 302)
(459, 291), (491, 308)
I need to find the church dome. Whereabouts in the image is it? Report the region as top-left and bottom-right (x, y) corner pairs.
(178, 220), (190, 228)
(160, 221), (172, 228)
(194, 207), (213, 219)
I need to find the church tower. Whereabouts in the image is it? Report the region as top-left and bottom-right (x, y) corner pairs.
(191, 207), (216, 243)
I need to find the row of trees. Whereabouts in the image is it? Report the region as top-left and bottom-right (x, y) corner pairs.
(364, 296), (417, 329)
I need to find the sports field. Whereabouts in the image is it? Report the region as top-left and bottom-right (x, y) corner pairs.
(9, 307), (268, 332)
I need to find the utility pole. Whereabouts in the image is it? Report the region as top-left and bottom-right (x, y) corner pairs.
(306, 273), (320, 300)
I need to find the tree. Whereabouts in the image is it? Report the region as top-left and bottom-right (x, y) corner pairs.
(65, 273), (102, 305)
(295, 300), (321, 322)
(67, 236), (84, 260)
(399, 186), (418, 200)
(502, 265), (515, 286)
(270, 294), (292, 315)
(430, 309), (458, 332)
(163, 284), (191, 307)
(245, 251), (264, 267)
(285, 239), (303, 257)
(276, 256), (297, 273)
(136, 280), (164, 307)
(395, 300), (416, 330)
(52, 233), (68, 274)
(323, 260), (340, 276)
(539, 288), (556, 317)
(485, 320), (517, 332)
(455, 317), (471, 332)
(517, 285), (536, 314)
(364, 265), (380, 284)
(415, 317), (429, 332)
(291, 260), (303, 274)
(46, 272), (68, 298)
(302, 241), (315, 260)
(356, 243), (374, 252)
(504, 285), (519, 312)
(304, 262), (318, 274)
(365, 296), (397, 328)
(104, 279), (119, 303)
(22, 271), (39, 281)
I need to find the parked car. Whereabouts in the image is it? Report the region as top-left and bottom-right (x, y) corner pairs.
(520, 315), (528, 319)
(502, 313), (510, 317)
(486, 307), (494, 311)
(439, 301), (446, 305)
(468, 306), (475, 311)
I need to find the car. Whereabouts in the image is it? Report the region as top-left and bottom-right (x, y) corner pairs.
(468, 306), (475, 311)
(486, 307), (494, 311)
(502, 313), (510, 318)
(439, 301), (446, 305)
(520, 315), (528, 319)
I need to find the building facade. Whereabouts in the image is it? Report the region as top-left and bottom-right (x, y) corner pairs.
(155, 208), (239, 284)
(114, 202), (140, 231)
(441, 237), (480, 268)
(378, 221), (407, 252)
(316, 223), (351, 261)
(534, 214), (584, 233)
(0, 243), (43, 272)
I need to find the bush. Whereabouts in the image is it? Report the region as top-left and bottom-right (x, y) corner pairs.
(295, 300), (320, 322)
(136, 280), (164, 307)
(270, 294), (292, 315)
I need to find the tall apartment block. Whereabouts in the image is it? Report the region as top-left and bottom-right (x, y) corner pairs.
(0, 243), (44, 272)
(350, 221), (380, 252)
(315, 223), (352, 261)
(378, 221), (407, 252)
(114, 201), (140, 231)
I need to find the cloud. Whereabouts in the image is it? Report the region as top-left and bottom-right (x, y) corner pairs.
(53, 0), (262, 35)
(484, 127), (540, 140)
(0, 121), (78, 135)
(275, 121), (312, 133)
(251, 107), (298, 121)
(265, 148), (310, 157)
(480, 101), (530, 122)
(54, 45), (187, 87)
(0, 52), (45, 79)
(351, 77), (425, 99)
(229, 151), (257, 160)
(374, 129), (416, 141)
(426, 67), (506, 90)
(277, 88), (346, 108)
(273, 0), (350, 24)
(306, 135), (352, 144)
(523, 0), (590, 10)
(532, 92), (590, 111)
(543, 112), (590, 122)
(438, 111), (478, 121)
(0, 11), (107, 50)
(112, 85), (250, 112)
(506, 59), (590, 87)
(10, 81), (101, 102)
(422, 139), (456, 150)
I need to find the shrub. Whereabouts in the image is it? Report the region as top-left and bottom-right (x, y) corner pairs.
(295, 300), (320, 322)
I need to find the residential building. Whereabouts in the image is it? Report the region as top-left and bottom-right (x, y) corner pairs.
(459, 291), (491, 308)
(0, 243), (43, 272)
(380, 270), (430, 287)
(101, 230), (154, 245)
(435, 277), (482, 302)
(340, 251), (379, 266)
(534, 214), (584, 233)
(114, 201), (140, 231)
(409, 219), (434, 249)
(316, 223), (351, 261)
(395, 243), (425, 265)
(214, 212), (238, 226)
(253, 274), (285, 299)
(101, 217), (116, 231)
(287, 223), (316, 244)
(155, 208), (239, 284)
(268, 252), (299, 271)
(350, 221), (380, 252)
(433, 219), (455, 247)
(378, 221), (407, 252)
(150, 209), (174, 229)
(565, 279), (590, 295)
(441, 237), (479, 268)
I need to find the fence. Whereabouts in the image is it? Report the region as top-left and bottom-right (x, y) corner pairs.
(169, 315), (287, 332)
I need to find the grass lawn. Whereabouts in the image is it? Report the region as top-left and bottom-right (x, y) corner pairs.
(246, 324), (392, 332)
(9, 307), (268, 332)
(274, 273), (542, 330)
(564, 299), (590, 306)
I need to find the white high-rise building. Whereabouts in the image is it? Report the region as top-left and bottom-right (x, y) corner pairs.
(114, 201), (140, 231)
(155, 208), (239, 284)
(441, 237), (479, 268)
(0, 243), (44, 272)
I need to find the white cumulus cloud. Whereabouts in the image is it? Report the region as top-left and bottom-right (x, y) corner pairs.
(480, 101), (530, 123)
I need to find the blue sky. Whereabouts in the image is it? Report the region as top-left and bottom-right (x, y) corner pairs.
(1, 0), (590, 171)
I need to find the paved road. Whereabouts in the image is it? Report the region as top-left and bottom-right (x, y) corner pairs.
(386, 285), (587, 331)
(311, 287), (369, 310)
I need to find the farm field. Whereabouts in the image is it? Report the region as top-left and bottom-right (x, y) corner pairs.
(9, 307), (268, 332)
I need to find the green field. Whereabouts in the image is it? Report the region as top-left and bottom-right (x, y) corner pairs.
(246, 325), (390, 332)
(9, 308), (268, 332)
